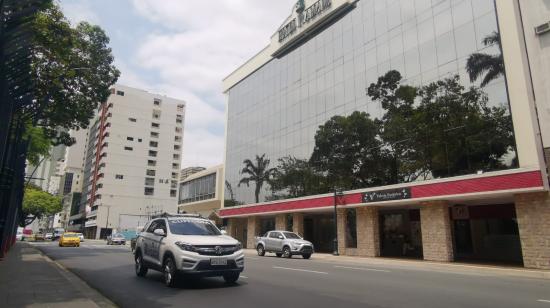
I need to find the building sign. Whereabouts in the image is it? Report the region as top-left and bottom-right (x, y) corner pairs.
(362, 188), (411, 203)
(278, 0), (332, 43)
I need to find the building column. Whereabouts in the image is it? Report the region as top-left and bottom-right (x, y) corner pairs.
(246, 216), (261, 249)
(357, 207), (380, 257)
(420, 201), (454, 262)
(337, 208), (347, 254)
(226, 218), (237, 238)
(275, 214), (287, 231)
(515, 192), (550, 270)
(292, 213), (304, 237)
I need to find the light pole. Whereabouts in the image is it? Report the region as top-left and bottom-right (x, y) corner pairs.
(333, 189), (344, 256)
(104, 205), (111, 238)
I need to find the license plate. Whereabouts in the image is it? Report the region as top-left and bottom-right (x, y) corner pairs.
(210, 258), (227, 266)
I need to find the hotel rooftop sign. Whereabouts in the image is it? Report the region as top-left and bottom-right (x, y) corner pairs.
(272, 0), (356, 57)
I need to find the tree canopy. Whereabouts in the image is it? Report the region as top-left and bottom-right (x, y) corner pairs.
(270, 156), (326, 198)
(22, 2), (120, 146)
(21, 185), (62, 227)
(466, 31), (504, 87)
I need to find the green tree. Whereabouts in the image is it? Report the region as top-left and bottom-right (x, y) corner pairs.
(367, 71), (421, 182)
(20, 186), (62, 227)
(238, 154), (275, 203)
(23, 124), (51, 166)
(310, 111), (387, 190)
(466, 31), (504, 87)
(270, 156), (326, 198)
(21, 3), (119, 145)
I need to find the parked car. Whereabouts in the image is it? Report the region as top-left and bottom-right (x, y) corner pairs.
(53, 228), (64, 241)
(76, 233), (84, 242)
(45, 233), (53, 240)
(59, 233), (80, 247)
(16, 228), (23, 241)
(34, 233), (45, 241)
(255, 230), (314, 259)
(107, 233), (126, 245)
(133, 213), (244, 287)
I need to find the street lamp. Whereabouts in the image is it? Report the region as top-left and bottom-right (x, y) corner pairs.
(333, 189), (344, 256)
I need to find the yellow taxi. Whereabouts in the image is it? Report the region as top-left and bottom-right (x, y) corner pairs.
(59, 232), (81, 247)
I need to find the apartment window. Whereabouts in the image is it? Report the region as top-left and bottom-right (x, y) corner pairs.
(152, 110), (161, 119)
(146, 169), (156, 176)
(171, 172), (177, 179)
(159, 179), (164, 184)
(149, 150), (157, 157)
(115, 175), (124, 180)
(154, 99), (162, 106)
(175, 127), (182, 133)
(171, 180), (177, 189)
(150, 132), (159, 138)
(172, 163), (179, 169)
(129, 118), (137, 122)
(151, 122), (160, 128)
(174, 145), (180, 150)
(173, 154), (180, 160)
(170, 190), (177, 197)
(150, 141), (158, 148)
(127, 137), (134, 141)
(145, 178), (155, 186)
(144, 187), (154, 196)
(176, 119), (183, 124)
(175, 136), (182, 142)
(148, 160), (156, 167)
(177, 104), (184, 112)
(138, 138), (142, 142)
(124, 146), (133, 151)
(116, 90), (125, 96)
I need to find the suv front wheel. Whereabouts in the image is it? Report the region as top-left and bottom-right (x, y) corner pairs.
(163, 256), (178, 287)
(135, 252), (148, 277)
(223, 272), (240, 284)
(257, 244), (265, 256)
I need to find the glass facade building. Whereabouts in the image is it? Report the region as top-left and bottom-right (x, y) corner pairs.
(225, 0), (514, 205)
(179, 173), (216, 204)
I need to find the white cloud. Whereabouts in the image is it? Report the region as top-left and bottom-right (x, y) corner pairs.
(129, 0), (295, 168)
(60, 1), (100, 25)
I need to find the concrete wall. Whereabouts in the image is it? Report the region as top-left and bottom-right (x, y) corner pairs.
(515, 192), (550, 269)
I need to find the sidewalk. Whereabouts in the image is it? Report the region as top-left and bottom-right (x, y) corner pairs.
(243, 249), (550, 280)
(0, 242), (116, 308)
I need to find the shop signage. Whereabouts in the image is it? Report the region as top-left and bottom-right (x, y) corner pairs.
(362, 188), (411, 203)
(278, 0), (333, 43)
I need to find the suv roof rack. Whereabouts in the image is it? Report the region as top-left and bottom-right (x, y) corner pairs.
(153, 212), (203, 219)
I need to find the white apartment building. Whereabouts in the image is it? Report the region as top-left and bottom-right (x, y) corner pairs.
(80, 85), (186, 239)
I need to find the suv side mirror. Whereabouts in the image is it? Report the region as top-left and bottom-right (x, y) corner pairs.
(278, 235), (284, 239)
(153, 229), (165, 236)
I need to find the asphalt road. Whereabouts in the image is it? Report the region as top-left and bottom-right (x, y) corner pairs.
(31, 241), (550, 308)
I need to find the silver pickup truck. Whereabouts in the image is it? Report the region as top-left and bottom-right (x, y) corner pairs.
(255, 230), (314, 259)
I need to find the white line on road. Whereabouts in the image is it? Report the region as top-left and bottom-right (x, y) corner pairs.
(538, 300), (550, 304)
(334, 265), (391, 273)
(273, 266), (328, 275)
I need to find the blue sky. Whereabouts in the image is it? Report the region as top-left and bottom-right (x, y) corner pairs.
(60, 0), (295, 167)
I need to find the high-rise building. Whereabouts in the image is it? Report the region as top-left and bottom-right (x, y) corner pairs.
(180, 166), (206, 181)
(74, 85), (186, 239)
(221, 0), (550, 269)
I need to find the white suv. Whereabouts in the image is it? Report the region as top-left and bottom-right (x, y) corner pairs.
(133, 214), (244, 287)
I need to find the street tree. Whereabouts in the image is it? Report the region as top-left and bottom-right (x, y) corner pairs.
(238, 154), (275, 203)
(466, 31), (504, 87)
(270, 156), (326, 198)
(20, 186), (62, 227)
(20, 2), (119, 146)
(310, 111), (387, 190)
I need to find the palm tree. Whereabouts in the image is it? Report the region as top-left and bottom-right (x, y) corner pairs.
(466, 31), (505, 87)
(238, 154), (275, 203)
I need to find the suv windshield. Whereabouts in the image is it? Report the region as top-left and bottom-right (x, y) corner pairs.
(283, 232), (301, 239)
(168, 219), (221, 236)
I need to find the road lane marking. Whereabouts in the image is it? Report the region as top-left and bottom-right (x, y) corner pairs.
(538, 300), (550, 304)
(273, 266), (328, 275)
(334, 265), (391, 273)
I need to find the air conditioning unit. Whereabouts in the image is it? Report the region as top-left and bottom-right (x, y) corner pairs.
(535, 22), (550, 35)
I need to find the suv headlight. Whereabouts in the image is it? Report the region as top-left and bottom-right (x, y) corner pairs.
(235, 242), (242, 251)
(175, 242), (196, 252)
